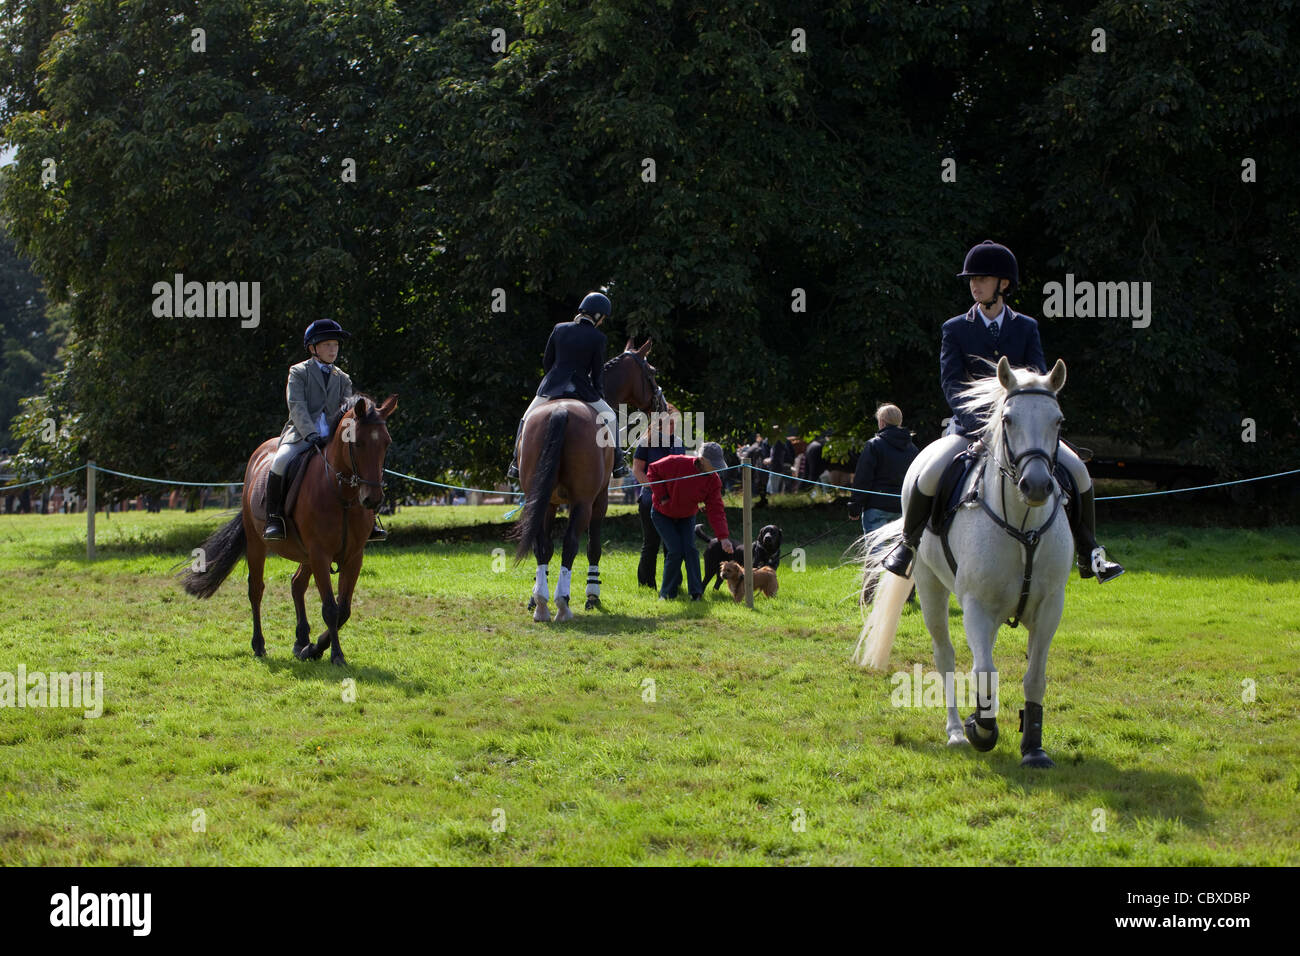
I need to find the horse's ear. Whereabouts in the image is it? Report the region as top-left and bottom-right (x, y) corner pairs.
(996, 355), (1014, 390)
(1048, 359), (1066, 393)
(354, 396), (367, 419)
(637, 339), (652, 357)
(380, 394), (398, 418)
(625, 338), (635, 353)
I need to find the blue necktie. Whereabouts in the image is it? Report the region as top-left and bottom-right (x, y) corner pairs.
(988, 320), (1000, 342)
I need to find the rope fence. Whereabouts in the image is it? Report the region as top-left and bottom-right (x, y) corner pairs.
(1, 457), (1295, 560)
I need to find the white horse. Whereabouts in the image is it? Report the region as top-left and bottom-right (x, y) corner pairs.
(853, 357), (1073, 768)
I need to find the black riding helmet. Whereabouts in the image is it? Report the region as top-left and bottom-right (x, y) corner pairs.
(303, 318), (351, 348)
(957, 240), (1018, 298)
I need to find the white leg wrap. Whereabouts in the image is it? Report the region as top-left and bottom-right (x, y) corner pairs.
(586, 565), (601, 597)
(534, 566), (549, 601)
(556, 566), (571, 601)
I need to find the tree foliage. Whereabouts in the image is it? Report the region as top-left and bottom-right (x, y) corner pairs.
(0, 0), (1295, 494)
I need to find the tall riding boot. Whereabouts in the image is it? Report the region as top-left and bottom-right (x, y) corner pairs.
(612, 449), (630, 480)
(263, 472), (287, 540)
(881, 488), (935, 577)
(506, 418), (525, 481)
(1073, 486), (1124, 582)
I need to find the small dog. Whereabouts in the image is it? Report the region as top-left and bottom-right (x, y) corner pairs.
(719, 561), (779, 601)
(697, 523), (783, 591)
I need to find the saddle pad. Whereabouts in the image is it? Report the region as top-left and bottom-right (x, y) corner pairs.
(928, 446), (982, 536)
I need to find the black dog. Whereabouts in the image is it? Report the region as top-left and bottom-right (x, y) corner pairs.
(696, 523), (783, 591)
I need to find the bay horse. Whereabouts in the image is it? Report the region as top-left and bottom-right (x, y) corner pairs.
(182, 394), (397, 666)
(853, 358), (1073, 767)
(513, 340), (664, 621)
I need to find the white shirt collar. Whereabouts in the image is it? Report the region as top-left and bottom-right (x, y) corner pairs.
(982, 305), (1007, 327)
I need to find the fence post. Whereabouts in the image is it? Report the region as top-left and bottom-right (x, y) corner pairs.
(86, 461), (96, 560)
(742, 462), (754, 609)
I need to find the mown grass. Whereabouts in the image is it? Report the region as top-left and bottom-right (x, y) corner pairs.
(0, 502), (1296, 865)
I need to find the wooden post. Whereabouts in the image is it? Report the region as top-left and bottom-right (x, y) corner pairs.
(86, 461), (96, 560)
(742, 461), (754, 609)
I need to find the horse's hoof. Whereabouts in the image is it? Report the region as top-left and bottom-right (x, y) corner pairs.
(533, 602), (551, 623)
(527, 596), (536, 612)
(585, 596), (599, 611)
(555, 598), (574, 622)
(963, 713), (999, 752)
(1020, 748), (1056, 769)
(947, 731), (970, 748)
(251, 638), (265, 658)
(330, 655), (348, 668)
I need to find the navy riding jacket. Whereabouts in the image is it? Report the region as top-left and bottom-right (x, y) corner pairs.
(536, 317), (607, 402)
(940, 305), (1047, 435)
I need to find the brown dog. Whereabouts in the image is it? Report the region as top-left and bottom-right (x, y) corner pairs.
(719, 560), (779, 601)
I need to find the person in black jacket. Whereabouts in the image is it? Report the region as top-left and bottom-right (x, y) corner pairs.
(849, 405), (919, 535)
(507, 291), (629, 480)
(880, 240), (1123, 583)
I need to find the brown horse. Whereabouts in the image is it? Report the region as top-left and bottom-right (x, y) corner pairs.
(513, 341), (664, 620)
(182, 394), (397, 666)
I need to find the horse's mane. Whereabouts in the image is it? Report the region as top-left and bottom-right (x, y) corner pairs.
(343, 393), (386, 425)
(954, 359), (1056, 451)
(602, 349), (636, 372)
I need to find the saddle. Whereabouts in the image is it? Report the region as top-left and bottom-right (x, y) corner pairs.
(250, 446), (316, 528)
(926, 442), (1078, 577)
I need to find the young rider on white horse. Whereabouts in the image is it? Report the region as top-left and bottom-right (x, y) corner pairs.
(881, 240), (1124, 583)
(506, 291), (631, 481)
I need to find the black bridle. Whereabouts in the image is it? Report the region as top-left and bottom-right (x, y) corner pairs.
(976, 385), (1065, 628)
(319, 419), (387, 503)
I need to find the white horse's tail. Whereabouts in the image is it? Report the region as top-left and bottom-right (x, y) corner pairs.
(851, 518), (913, 670)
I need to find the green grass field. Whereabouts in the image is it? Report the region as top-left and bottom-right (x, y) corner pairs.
(0, 502), (1296, 865)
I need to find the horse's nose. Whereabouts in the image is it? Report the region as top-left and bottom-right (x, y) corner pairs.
(1018, 462), (1053, 506)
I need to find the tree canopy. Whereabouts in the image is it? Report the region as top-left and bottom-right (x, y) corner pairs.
(1, 0), (1296, 491)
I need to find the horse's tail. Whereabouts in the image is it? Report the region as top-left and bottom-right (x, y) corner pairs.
(180, 514), (247, 598)
(851, 517), (912, 670)
(513, 406), (568, 565)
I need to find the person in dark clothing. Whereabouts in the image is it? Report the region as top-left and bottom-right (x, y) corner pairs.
(804, 437), (825, 496)
(849, 405), (920, 536)
(880, 240), (1123, 583)
(764, 434), (788, 496)
(738, 433), (769, 506)
(632, 405), (685, 591)
(507, 291), (629, 481)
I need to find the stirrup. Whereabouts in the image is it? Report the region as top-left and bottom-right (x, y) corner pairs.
(367, 517), (388, 542)
(506, 460), (520, 481)
(611, 461), (630, 479)
(263, 515), (286, 540)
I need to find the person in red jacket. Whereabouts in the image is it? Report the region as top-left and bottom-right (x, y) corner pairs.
(646, 441), (734, 600)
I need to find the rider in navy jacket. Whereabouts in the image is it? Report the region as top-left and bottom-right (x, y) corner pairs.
(507, 292), (629, 480)
(881, 240), (1123, 584)
(941, 306), (1046, 435)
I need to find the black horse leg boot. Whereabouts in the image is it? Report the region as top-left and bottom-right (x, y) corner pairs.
(506, 418), (525, 481)
(1019, 701), (1055, 768)
(1074, 486), (1124, 582)
(882, 488), (935, 577)
(264, 471), (287, 540)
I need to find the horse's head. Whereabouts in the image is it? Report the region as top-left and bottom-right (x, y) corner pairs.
(337, 394), (398, 510)
(994, 357), (1066, 507)
(606, 339), (665, 415)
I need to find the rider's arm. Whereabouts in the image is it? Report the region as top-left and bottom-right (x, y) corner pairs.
(939, 323), (965, 418)
(1025, 320), (1047, 374)
(286, 364), (319, 442)
(541, 329), (557, 374)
